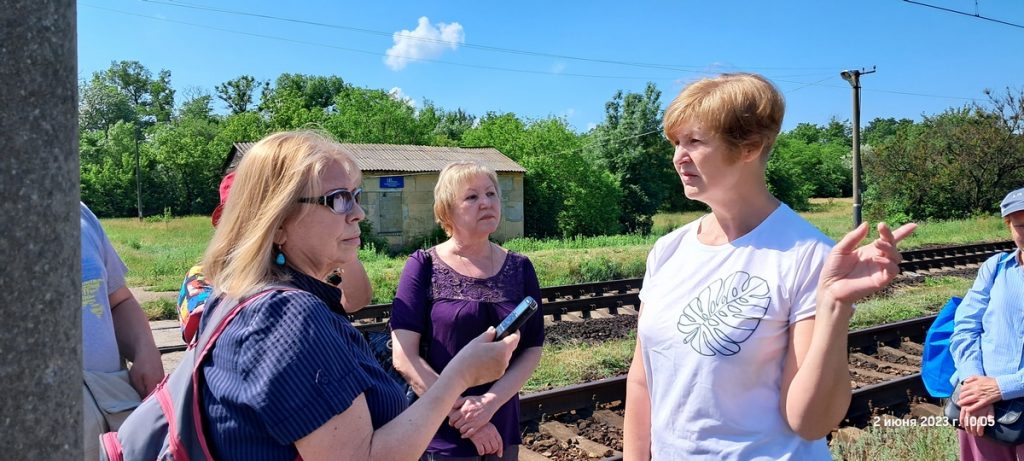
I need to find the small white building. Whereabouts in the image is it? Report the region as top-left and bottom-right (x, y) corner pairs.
(225, 143), (526, 249)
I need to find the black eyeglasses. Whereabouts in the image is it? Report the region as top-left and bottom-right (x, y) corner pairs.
(297, 188), (363, 215)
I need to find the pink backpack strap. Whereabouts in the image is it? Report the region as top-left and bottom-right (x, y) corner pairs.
(175, 287), (296, 461)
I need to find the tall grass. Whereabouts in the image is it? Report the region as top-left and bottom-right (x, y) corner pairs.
(101, 216), (214, 291)
(503, 233), (657, 252)
(101, 197), (1011, 297)
(830, 425), (959, 460)
(524, 336), (635, 392)
(850, 276), (973, 329)
(657, 198), (1009, 247)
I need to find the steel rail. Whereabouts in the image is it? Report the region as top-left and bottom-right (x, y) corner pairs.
(345, 240), (1014, 322)
(517, 317), (940, 424)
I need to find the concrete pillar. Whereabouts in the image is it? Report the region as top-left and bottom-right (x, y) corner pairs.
(0, 1), (82, 458)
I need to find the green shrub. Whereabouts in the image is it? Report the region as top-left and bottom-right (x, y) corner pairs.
(864, 101), (1024, 223)
(358, 219), (391, 254)
(142, 298), (178, 321)
(402, 225), (449, 254)
(578, 256), (618, 283)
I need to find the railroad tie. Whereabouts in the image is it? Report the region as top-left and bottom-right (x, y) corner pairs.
(592, 409), (624, 430)
(899, 342), (924, 355)
(849, 352), (920, 374)
(851, 367), (901, 382)
(518, 447), (553, 461)
(878, 345), (922, 365)
(540, 421), (619, 459)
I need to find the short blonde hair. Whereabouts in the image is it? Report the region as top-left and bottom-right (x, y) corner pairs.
(663, 73), (785, 161)
(202, 130), (360, 298)
(434, 161), (501, 236)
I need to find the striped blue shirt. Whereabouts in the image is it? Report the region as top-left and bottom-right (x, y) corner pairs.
(200, 268), (407, 461)
(950, 250), (1024, 398)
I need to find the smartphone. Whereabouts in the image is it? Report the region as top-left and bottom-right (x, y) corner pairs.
(494, 296), (539, 341)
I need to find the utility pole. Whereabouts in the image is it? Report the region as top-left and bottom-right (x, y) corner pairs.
(840, 66), (876, 229)
(134, 122), (143, 220)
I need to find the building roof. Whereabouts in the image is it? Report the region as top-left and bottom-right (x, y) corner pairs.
(224, 142), (525, 174)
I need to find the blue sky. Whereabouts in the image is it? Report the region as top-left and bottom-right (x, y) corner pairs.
(78, 0), (1024, 133)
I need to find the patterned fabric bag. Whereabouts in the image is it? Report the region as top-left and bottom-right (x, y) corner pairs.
(176, 265), (213, 344)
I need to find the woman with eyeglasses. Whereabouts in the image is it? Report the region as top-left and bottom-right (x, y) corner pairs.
(175, 170), (373, 345)
(149, 131), (520, 461)
(622, 74), (916, 460)
(390, 161), (545, 460)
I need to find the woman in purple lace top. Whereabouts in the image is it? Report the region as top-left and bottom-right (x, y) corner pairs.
(390, 161), (545, 460)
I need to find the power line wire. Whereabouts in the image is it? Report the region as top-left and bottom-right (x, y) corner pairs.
(138, 0), (838, 73)
(81, 3), (985, 104)
(81, 3), (670, 81)
(902, 0), (1024, 29)
(80, 3), (850, 94)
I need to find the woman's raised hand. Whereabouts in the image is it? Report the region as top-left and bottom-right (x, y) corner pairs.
(818, 222), (917, 307)
(445, 328), (519, 390)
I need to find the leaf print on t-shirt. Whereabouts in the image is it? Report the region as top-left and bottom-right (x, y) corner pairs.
(677, 271), (771, 356)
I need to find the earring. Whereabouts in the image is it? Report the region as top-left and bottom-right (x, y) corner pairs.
(274, 246), (286, 266)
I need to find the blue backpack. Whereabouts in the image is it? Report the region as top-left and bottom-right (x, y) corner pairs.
(921, 296), (962, 398)
(921, 253), (1007, 398)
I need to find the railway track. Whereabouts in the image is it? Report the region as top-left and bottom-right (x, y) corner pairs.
(899, 240), (1016, 273)
(513, 315), (939, 460)
(151, 240), (1012, 458)
(156, 240), (1012, 359)
(152, 316), (945, 459)
(341, 240), (1014, 325)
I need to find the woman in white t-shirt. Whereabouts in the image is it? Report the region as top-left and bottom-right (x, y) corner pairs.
(622, 73), (917, 460)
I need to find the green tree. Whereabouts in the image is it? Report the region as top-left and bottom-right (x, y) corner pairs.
(216, 75), (262, 114)
(149, 69), (175, 123)
(461, 113), (527, 157)
(83, 61), (174, 218)
(149, 116), (222, 215)
(325, 86), (428, 144)
(102, 61), (153, 114)
(80, 121), (143, 216)
(588, 83), (677, 234)
(765, 139), (816, 210)
(863, 117), (914, 147)
(262, 74), (348, 129)
(179, 94), (215, 122)
(772, 130), (851, 199)
(864, 89), (1024, 221)
(463, 114), (621, 237)
(79, 77), (134, 134)
(432, 107), (476, 145)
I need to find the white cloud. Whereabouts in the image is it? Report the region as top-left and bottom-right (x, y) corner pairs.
(563, 108), (576, 118)
(388, 87), (416, 108)
(385, 17), (465, 71)
(586, 122), (598, 131)
(551, 62), (566, 74)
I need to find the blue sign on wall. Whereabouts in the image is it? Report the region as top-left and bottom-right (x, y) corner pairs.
(379, 176), (405, 189)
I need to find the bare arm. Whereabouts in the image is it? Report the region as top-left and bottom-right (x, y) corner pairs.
(449, 346), (543, 437)
(339, 259), (372, 313)
(623, 302), (651, 461)
(295, 330), (519, 461)
(779, 305), (852, 440)
(392, 329), (440, 396)
(780, 222), (916, 439)
(108, 286), (164, 397)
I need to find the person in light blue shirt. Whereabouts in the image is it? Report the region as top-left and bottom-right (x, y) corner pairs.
(950, 186), (1024, 460)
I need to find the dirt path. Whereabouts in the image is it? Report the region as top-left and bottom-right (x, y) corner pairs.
(129, 287), (178, 304)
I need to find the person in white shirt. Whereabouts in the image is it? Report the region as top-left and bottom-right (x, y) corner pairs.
(622, 73), (916, 460)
